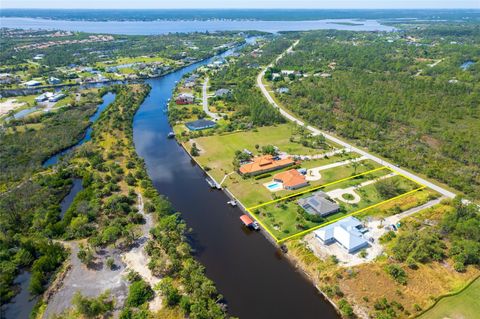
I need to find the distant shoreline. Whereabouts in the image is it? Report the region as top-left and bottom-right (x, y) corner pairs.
(1, 8), (478, 22)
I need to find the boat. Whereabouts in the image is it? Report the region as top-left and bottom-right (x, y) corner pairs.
(167, 132), (175, 138)
(240, 214), (260, 231)
(227, 200), (237, 207)
(205, 177), (216, 188)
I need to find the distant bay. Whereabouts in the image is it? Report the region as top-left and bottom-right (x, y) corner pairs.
(1, 17), (395, 34)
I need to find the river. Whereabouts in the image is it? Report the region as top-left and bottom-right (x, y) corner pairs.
(132, 42), (339, 319)
(42, 92), (116, 167)
(5, 40), (339, 319)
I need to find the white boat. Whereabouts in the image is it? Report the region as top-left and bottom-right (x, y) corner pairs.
(167, 132), (175, 138)
(206, 177), (216, 188)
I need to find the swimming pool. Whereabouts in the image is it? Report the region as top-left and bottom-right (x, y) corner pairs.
(265, 181), (283, 192)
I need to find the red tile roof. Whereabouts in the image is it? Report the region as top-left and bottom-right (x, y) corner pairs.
(273, 169), (307, 188)
(239, 155), (294, 175)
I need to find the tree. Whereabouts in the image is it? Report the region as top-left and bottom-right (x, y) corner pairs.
(126, 279), (154, 307)
(191, 143), (200, 157)
(72, 291), (114, 318)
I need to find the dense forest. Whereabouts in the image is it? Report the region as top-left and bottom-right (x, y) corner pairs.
(270, 24), (480, 199)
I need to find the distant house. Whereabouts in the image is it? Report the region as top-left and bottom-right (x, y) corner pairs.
(24, 80), (41, 87)
(313, 216), (368, 253)
(297, 191), (340, 217)
(35, 92), (54, 102)
(276, 87), (289, 94)
(281, 70), (296, 76)
(48, 93), (66, 102)
(185, 119), (217, 131)
(273, 169), (309, 190)
(239, 155), (294, 176)
(176, 93), (195, 105)
(48, 77), (61, 85)
(33, 54), (44, 60)
(214, 88), (231, 98)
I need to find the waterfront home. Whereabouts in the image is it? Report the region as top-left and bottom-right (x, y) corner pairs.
(297, 191), (340, 216)
(48, 77), (61, 85)
(48, 93), (66, 102)
(35, 92), (54, 102)
(185, 119), (217, 131)
(24, 80), (41, 87)
(239, 155), (294, 176)
(313, 216), (368, 253)
(176, 93), (195, 105)
(273, 169), (309, 190)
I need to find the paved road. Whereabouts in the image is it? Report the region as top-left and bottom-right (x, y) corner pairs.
(257, 40), (457, 200)
(202, 77), (220, 120)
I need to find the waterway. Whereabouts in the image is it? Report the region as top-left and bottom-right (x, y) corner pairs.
(5, 39), (339, 319)
(0, 272), (38, 319)
(1, 17), (395, 34)
(132, 41), (339, 319)
(59, 178), (83, 218)
(42, 92), (116, 167)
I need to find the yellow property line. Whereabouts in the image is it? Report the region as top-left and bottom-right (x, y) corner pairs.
(277, 185), (426, 243)
(246, 207), (281, 242)
(248, 166), (388, 210)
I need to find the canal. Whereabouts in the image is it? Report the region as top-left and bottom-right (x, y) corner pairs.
(133, 46), (340, 318)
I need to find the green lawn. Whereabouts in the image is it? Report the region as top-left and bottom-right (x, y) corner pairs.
(418, 277), (480, 319)
(192, 123), (338, 179)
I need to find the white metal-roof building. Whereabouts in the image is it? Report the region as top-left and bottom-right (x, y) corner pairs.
(314, 216), (368, 253)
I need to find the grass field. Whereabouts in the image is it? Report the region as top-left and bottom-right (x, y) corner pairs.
(418, 276), (480, 319)
(190, 123), (338, 179)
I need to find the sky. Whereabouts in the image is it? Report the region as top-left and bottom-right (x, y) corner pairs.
(2, 0), (479, 9)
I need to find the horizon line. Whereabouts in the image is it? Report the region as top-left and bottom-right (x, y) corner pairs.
(2, 7), (479, 10)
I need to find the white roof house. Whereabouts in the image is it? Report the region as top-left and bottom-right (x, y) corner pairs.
(24, 80), (41, 87)
(35, 92), (54, 102)
(314, 216), (368, 253)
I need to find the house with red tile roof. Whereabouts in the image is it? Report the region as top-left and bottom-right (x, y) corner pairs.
(238, 155), (294, 176)
(273, 169), (309, 190)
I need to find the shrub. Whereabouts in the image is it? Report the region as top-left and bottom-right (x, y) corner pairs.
(126, 279), (154, 307)
(385, 264), (408, 285)
(338, 299), (354, 318)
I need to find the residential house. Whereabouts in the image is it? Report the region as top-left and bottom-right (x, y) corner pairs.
(48, 93), (66, 102)
(313, 216), (369, 253)
(175, 93), (195, 105)
(24, 80), (41, 87)
(273, 169), (309, 190)
(239, 155), (294, 176)
(35, 92), (54, 102)
(297, 191), (340, 216)
(185, 119), (217, 131)
(48, 77), (61, 85)
(214, 88), (231, 98)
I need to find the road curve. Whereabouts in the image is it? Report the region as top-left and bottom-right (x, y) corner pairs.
(202, 77), (220, 120)
(256, 40), (457, 200)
